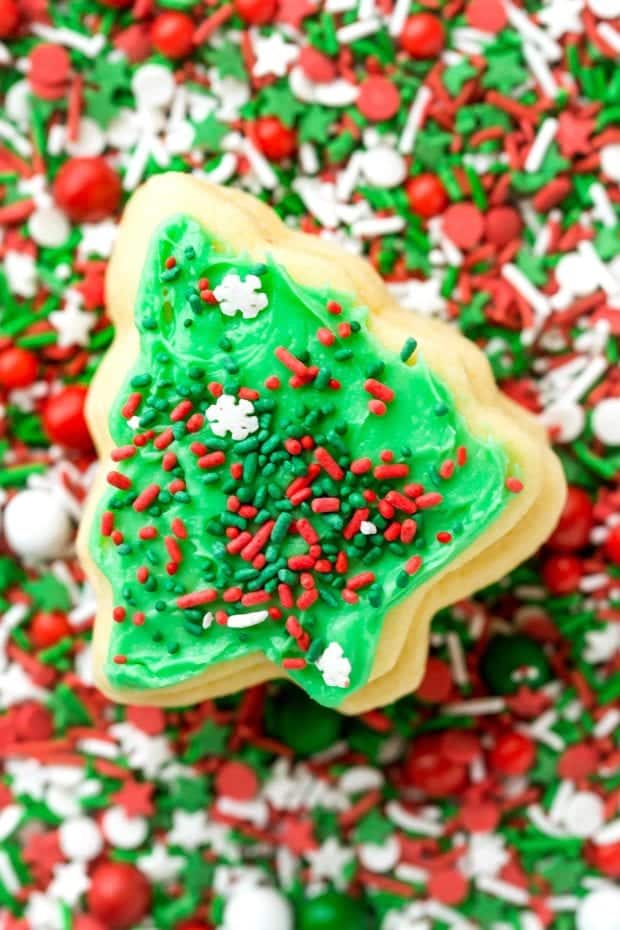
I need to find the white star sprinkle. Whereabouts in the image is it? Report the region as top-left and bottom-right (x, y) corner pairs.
(167, 809), (212, 850)
(537, 0), (584, 38)
(48, 861), (90, 906)
(305, 837), (354, 888)
(252, 32), (299, 78)
(315, 642), (352, 689)
(213, 272), (268, 320)
(138, 842), (185, 883)
(206, 394), (259, 441)
(49, 293), (96, 348)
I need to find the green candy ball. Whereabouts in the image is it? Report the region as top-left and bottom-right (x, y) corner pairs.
(298, 892), (369, 930)
(267, 687), (342, 755)
(481, 633), (550, 695)
(156, 0), (199, 7)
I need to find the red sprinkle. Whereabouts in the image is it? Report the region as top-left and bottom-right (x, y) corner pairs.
(364, 379), (395, 403)
(154, 429), (174, 450)
(368, 399), (387, 416)
(348, 571), (375, 591)
(133, 484), (160, 512)
(107, 471), (132, 490)
(405, 555), (423, 574)
(121, 392), (142, 418)
(165, 536), (182, 563)
(282, 658), (307, 669)
(198, 452), (226, 469)
(374, 463), (409, 480)
(317, 327), (335, 346)
(177, 589), (217, 608)
(350, 457), (372, 475)
(314, 446), (344, 480)
(311, 497), (340, 513)
(416, 492), (443, 509)
(170, 399), (193, 421)
(111, 445), (136, 461)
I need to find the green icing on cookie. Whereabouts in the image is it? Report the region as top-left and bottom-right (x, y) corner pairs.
(90, 215), (516, 707)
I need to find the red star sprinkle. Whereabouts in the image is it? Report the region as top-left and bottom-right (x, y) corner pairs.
(111, 780), (155, 817)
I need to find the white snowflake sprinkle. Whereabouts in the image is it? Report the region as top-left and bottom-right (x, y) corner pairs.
(213, 273), (268, 320)
(206, 394), (259, 441)
(315, 642), (352, 689)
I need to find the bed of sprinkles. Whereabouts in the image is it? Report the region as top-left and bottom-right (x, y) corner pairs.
(92, 214), (515, 704)
(0, 0), (619, 929)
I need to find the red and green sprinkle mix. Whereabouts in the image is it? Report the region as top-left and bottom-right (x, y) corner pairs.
(0, 1), (619, 929)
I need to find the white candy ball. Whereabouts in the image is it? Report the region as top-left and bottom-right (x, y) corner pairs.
(29, 207), (71, 248)
(600, 144), (620, 183)
(101, 807), (149, 850)
(361, 146), (407, 189)
(359, 835), (400, 873)
(577, 888), (620, 930)
(107, 108), (140, 150)
(587, 0), (620, 18)
(540, 401), (585, 443)
(592, 398), (620, 446)
(59, 817), (103, 861)
(5, 80), (30, 128)
(3, 489), (72, 561)
(223, 886), (293, 930)
(562, 791), (605, 837)
(66, 117), (106, 157)
(132, 64), (175, 110)
(165, 120), (196, 155)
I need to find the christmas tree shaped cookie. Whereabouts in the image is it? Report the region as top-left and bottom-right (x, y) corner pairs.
(78, 175), (565, 713)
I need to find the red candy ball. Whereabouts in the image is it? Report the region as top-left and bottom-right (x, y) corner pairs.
(87, 862), (151, 930)
(42, 384), (93, 452)
(484, 206), (523, 247)
(97, 0), (132, 7)
(234, 0), (277, 25)
(442, 202), (484, 249)
(0, 0), (19, 38)
(406, 174), (448, 219)
(357, 75), (401, 122)
(400, 13), (445, 59)
(558, 744), (598, 780)
(29, 611), (72, 649)
(254, 116), (297, 161)
(53, 157), (121, 223)
(216, 761), (259, 800)
(547, 485), (593, 552)
(13, 701), (54, 741)
(489, 730), (535, 776)
(428, 869), (468, 906)
(466, 0), (507, 33)
(586, 840), (620, 878)
(404, 733), (468, 797)
(0, 347), (38, 389)
(298, 46), (336, 83)
(29, 44), (70, 86)
(415, 656), (453, 702)
(73, 918), (107, 930)
(151, 11), (194, 59)
(542, 553), (583, 594)
(605, 524), (620, 565)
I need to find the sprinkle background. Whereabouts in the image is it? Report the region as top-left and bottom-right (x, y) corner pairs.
(0, 1), (619, 930)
